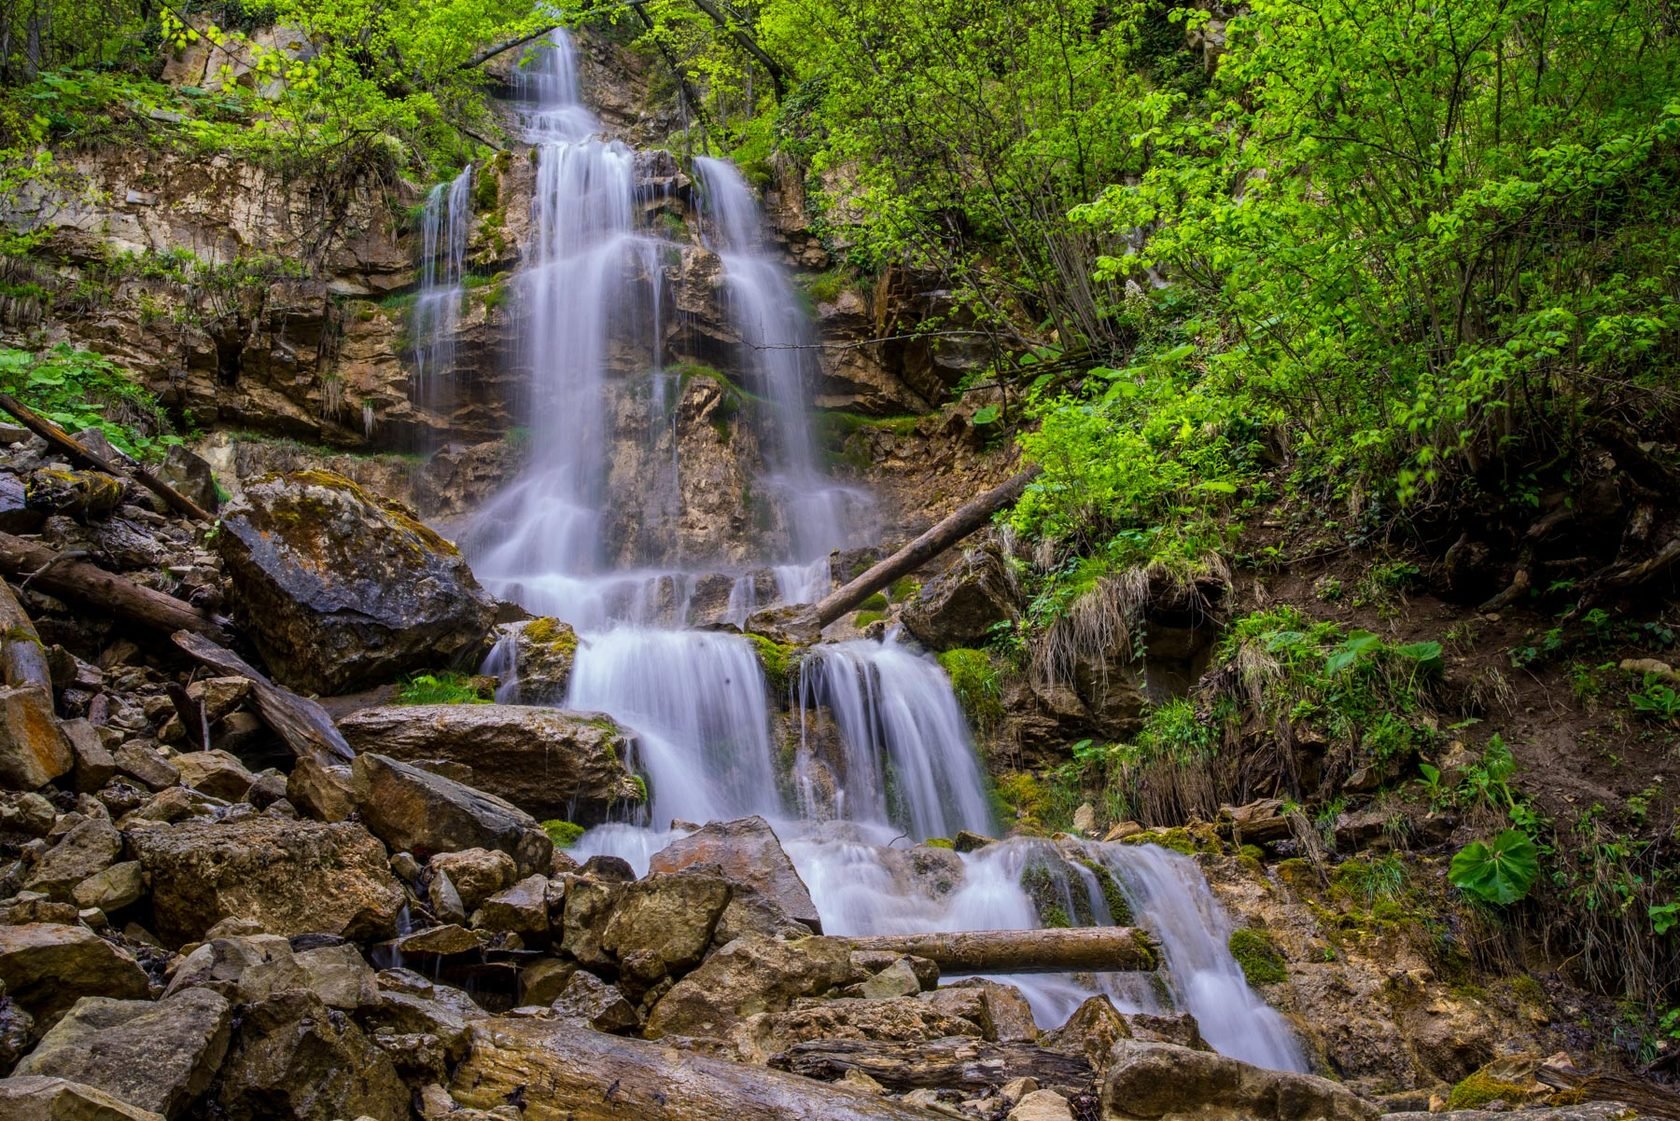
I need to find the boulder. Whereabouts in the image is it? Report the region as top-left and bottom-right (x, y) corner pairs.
(472, 874), (549, 937)
(1042, 996), (1130, 1073)
(1221, 799), (1291, 845)
(216, 471), (494, 694)
(25, 815), (122, 897)
(215, 990), (408, 1121)
(14, 989), (232, 1118)
(361, 969), (489, 1063)
(337, 706), (642, 823)
(165, 934), (377, 1011)
(548, 970), (640, 1033)
(649, 816), (821, 932)
(518, 958), (577, 1006)
(430, 848), (517, 912)
(71, 862), (144, 913)
(62, 720), (117, 793)
(485, 617), (577, 704)
(350, 753), (552, 876)
(599, 872), (732, 991)
(111, 744), (178, 791)
(283, 757), (353, 823)
(157, 445), (219, 515)
(0, 686), (73, 791)
(171, 751), (254, 801)
(1012, 1090), (1076, 1121)
(0, 925), (149, 1028)
(1102, 1039), (1379, 1121)
(922, 978), (1039, 1042)
(646, 935), (858, 1041)
(25, 468), (123, 521)
(129, 817), (403, 946)
(0, 1075), (166, 1121)
(901, 545), (1019, 650)
(761, 997), (982, 1051)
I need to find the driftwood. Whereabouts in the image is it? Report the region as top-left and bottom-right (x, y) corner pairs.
(450, 1018), (948, 1121)
(0, 393), (214, 523)
(172, 630), (353, 766)
(843, 926), (1156, 974)
(811, 466), (1042, 628)
(771, 1036), (1093, 1094)
(0, 532), (228, 641)
(0, 576), (54, 691)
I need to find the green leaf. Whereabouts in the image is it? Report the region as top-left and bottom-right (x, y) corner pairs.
(1393, 640), (1445, 674)
(1448, 830), (1540, 904)
(1325, 630), (1381, 674)
(972, 404), (1000, 426)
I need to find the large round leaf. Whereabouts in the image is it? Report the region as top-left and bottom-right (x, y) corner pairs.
(1448, 829), (1540, 904)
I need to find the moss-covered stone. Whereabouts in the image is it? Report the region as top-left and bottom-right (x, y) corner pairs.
(746, 633), (801, 695)
(1446, 1071), (1533, 1111)
(542, 820), (585, 848)
(1228, 927), (1287, 985)
(1079, 857), (1134, 925)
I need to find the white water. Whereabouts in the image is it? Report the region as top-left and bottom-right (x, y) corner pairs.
(467, 28), (1306, 1074)
(412, 164), (473, 415)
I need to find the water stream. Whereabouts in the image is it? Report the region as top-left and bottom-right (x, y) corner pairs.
(412, 164), (473, 419)
(463, 28), (1306, 1074)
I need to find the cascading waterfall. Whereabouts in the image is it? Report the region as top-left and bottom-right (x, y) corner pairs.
(469, 28), (1305, 1075)
(412, 164), (473, 415)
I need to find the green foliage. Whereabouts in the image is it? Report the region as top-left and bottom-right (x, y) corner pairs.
(1449, 829), (1541, 905)
(541, 819), (585, 848)
(1227, 928), (1287, 985)
(1629, 677), (1680, 723)
(396, 672), (490, 705)
(0, 345), (178, 459)
(1447, 1072), (1534, 1112)
(937, 647), (1004, 730)
(746, 633), (800, 694)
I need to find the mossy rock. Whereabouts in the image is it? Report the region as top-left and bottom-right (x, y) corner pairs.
(746, 633), (801, 695)
(542, 820), (585, 848)
(1078, 857), (1134, 925)
(1446, 1072), (1533, 1111)
(1228, 927), (1287, 985)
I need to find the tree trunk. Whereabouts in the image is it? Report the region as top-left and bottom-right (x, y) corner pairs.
(450, 1019), (947, 1121)
(810, 466), (1040, 628)
(0, 577), (53, 691)
(0, 532), (228, 642)
(842, 926), (1156, 974)
(172, 631), (354, 765)
(771, 1036), (1094, 1094)
(0, 393), (215, 523)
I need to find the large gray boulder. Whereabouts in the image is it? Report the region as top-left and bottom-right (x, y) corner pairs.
(0, 1075), (166, 1120)
(1102, 1039), (1378, 1121)
(649, 816), (821, 932)
(901, 544), (1019, 650)
(14, 989), (232, 1119)
(0, 685), (73, 791)
(214, 989), (408, 1121)
(129, 817), (403, 946)
(216, 471), (494, 694)
(350, 752), (552, 876)
(337, 705), (643, 823)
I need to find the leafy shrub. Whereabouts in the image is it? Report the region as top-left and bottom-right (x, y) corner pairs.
(1449, 830), (1541, 905)
(0, 345), (178, 460)
(937, 647), (1003, 729)
(396, 672), (490, 705)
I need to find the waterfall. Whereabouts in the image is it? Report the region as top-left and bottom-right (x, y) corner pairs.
(469, 28), (1305, 1075)
(412, 164), (472, 415)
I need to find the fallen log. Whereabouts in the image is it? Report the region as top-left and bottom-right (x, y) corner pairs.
(172, 630), (353, 766)
(0, 531), (228, 642)
(0, 393), (215, 523)
(772, 1036), (1093, 1094)
(0, 577), (54, 691)
(450, 1018), (947, 1121)
(810, 465), (1042, 628)
(843, 926), (1157, 974)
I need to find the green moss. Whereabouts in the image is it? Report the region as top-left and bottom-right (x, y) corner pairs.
(937, 648), (1003, 729)
(798, 267), (850, 304)
(1228, 928), (1288, 985)
(994, 771), (1048, 829)
(1446, 1072), (1532, 1111)
(747, 633), (801, 695)
(853, 610), (887, 627)
(397, 672), (491, 705)
(628, 774), (649, 803)
(858, 592), (890, 611)
(889, 576), (921, 602)
(541, 820), (585, 848)
(923, 837), (954, 850)
(1079, 857), (1134, 925)
(1123, 827), (1201, 856)
(471, 166), (499, 212)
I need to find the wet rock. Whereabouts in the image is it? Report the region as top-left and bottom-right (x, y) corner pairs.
(427, 870), (466, 924)
(649, 815), (820, 932)
(71, 861), (143, 913)
(362, 969), (489, 1062)
(171, 751), (254, 801)
(1101, 1039), (1378, 1121)
(0, 686), (73, 791)
(548, 970), (640, 1033)
(581, 854), (635, 881)
(1123, 1012), (1207, 1052)
(25, 468), (123, 522)
(337, 706), (642, 823)
(14, 989), (232, 1118)
(1043, 996), (1131, 1073)
(518, 958), (576, 1006)
(157, 446), (219, 515)
(284, 757), (354, 823)
(471, 874), (549, 937)
(486, 617), (577, 703)
(215, 989), (408, 1121)
(129, 817), (403, 946)
(0, 924), (149, 1028)
(386, 924), (481, 959)
(166, 934), (377, 1011)
(62, 721), (116, 793)
(350, 753), (552, 876)
(762, 997), (981, 1050)
(1011, 1090), (1075, 1121)
(923, 978), (1039, 1043)
(857, 958), (922, 999)
(1385, 1106), (1637, 1121)
(25, 815), (121, 897)
(600, 872), (732, 990)
(0, 1075), (167, 1120)
(216, 472), (495, 694)
(0, 791), (57, 840)
(430, 848), (516, 912)
(111, 744), (178, 792)
(645, 934), (857, 1040)
(901, 545), (1019, 650)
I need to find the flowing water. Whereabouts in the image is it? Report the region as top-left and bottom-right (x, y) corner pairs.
(412, 164), (473, 419)
(464, 28), (1306, 1074)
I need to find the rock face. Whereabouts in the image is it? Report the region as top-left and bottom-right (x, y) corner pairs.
(14, 989), (233, 1118)
(901, 544), (1020, 650)
(649, 816), (821, 931)
(129, 817), (403, 945)
(1102, 1040), (1378, 1121)
(0, 1075), (167, 1121)
(350, 752), (552, 875)
(216, 472), (495, 694)
(337, 706), (642, 822)
(0, 924), (149, 1027)
(485, 617), (578, 704)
